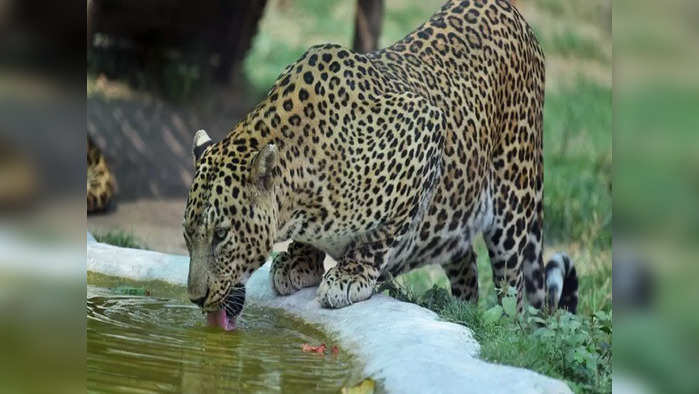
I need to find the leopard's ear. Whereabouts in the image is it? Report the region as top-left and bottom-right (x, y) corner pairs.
(250, 144), (278, 192)
(192, 129), (213, 165)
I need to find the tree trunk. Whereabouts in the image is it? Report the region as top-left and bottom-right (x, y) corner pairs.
(214, 0), (269, 83)
(87, 0), (97, 48)
(87, 0), (268, 85)
(352, 0), (384, 53)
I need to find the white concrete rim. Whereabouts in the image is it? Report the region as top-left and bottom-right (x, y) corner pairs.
(87, 234), (571, 394)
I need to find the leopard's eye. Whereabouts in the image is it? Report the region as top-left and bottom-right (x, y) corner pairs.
(214, 228), (228, 242)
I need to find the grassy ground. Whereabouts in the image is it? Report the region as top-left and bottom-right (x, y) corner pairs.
(244, 1), (611, 393)
(383, 279), (611, 393)
(93, 230), (146, 250)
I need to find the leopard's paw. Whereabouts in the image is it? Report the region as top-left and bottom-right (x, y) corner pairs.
(270, 251), (324, 296)
(316, 263), (376, 308)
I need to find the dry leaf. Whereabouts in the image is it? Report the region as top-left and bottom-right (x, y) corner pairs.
(341, 378), (375, 394)
(301, 343), (327, 354)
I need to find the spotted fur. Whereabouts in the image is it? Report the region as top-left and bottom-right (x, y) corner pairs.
(87, 135), (115, 213)
(183, 0), (577, 317)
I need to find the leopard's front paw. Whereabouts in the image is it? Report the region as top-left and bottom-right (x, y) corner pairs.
(270, 251), (324, 296)
(316, 263), (377, 308)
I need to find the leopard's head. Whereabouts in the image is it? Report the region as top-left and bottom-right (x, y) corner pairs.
(183, 129), (278, 330)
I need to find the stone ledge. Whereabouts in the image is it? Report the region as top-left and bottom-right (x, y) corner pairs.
(87, 234), (571, 394)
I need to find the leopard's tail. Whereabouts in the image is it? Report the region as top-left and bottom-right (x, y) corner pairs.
(545, 252), (579, 314)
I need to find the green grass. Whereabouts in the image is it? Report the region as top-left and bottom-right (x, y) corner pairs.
(244, 0), (443, 94)
(615, 87), (699, 243)
(394, 235), (612, 317)
(533, 0), (567, 17)
(244, 0), (352, 93)
(529, 0), (611, 64)
(391, 238), (612, 393)
(543, 79), (612, 248)
(93, 230), (146, 250)
(444, 299), (611, 393)
(244, 35), (308, 95)
(547, 30), (609, 63)
(385, 277), (612, 393)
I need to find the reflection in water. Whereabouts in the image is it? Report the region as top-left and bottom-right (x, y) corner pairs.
(87, 285), (361, 393)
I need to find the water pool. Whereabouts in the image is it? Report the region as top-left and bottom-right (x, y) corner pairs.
(87, 273), (364, 393)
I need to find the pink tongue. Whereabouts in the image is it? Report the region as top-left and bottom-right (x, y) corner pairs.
(207, 309), (236, 331)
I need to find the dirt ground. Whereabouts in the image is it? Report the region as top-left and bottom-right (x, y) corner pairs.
(88, 198), (188, 254)
(87, 80), (255, 254)
(87, 198), (334, 266)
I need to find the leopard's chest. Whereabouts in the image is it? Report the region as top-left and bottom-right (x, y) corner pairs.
(278, 214), (363, 260)
(304, 236), (353, 261)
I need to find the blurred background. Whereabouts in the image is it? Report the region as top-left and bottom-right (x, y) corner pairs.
(614, 0), (699, 393)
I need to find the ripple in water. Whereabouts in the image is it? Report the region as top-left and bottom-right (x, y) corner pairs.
(87, 285), (361, 393)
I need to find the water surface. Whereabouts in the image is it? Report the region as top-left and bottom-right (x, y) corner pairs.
(87, 273), (362, 393)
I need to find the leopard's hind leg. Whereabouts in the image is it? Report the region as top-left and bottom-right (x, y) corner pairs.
(443, 247), (479, 303)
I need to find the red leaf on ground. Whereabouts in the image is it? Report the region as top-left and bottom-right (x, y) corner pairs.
(301, 343), (327, 354)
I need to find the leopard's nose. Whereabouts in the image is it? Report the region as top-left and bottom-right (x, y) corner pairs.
(189, 287), (209, 307)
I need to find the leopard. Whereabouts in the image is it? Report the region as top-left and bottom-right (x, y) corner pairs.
(87, 135), (116, 213)
(183, 0), (579, 330)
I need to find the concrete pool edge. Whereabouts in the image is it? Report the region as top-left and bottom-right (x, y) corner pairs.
(87, 235), (571, 394)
